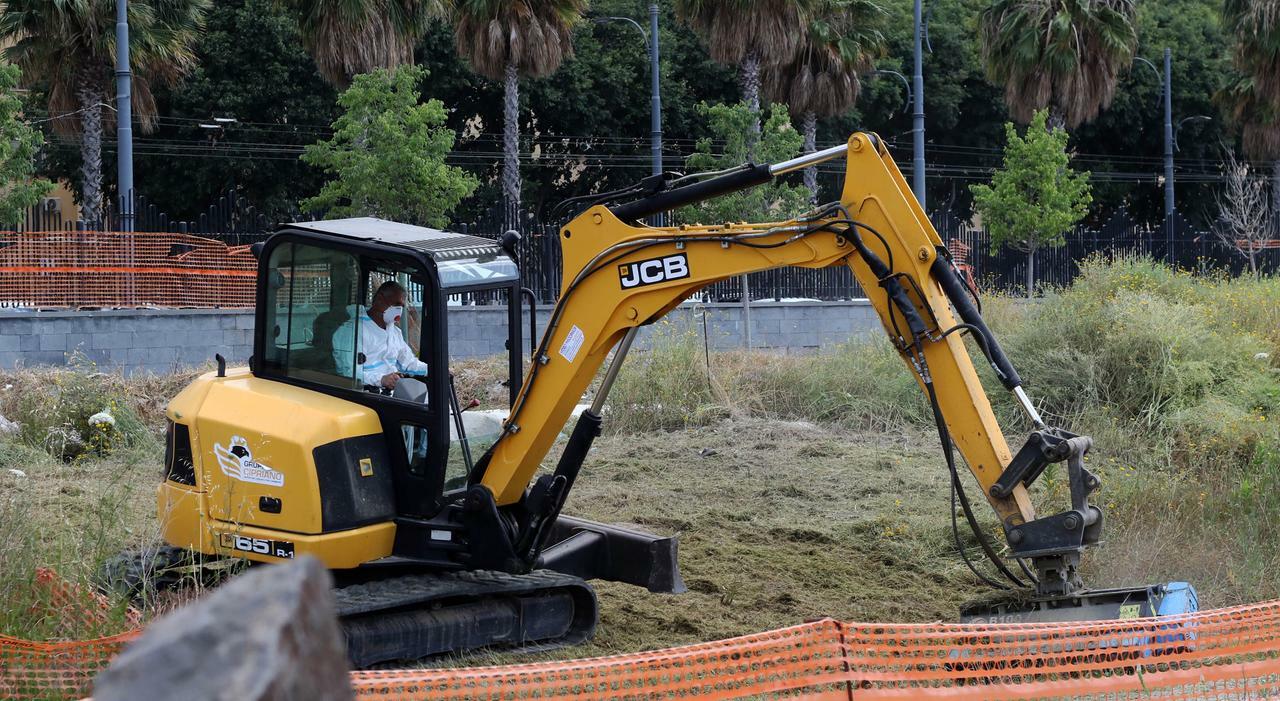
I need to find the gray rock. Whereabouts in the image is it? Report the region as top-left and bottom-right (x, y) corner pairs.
(93, 556), (354, 701)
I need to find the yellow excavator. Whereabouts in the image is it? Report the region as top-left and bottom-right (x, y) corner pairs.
(119, 133), (1195, 666)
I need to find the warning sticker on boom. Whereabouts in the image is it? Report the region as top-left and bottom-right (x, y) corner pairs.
(559, 325), (585, 363)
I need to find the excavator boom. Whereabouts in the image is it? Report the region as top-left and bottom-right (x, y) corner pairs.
(467, 132), (1151, 604)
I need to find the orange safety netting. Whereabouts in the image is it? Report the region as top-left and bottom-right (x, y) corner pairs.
(0, 231), (256, 309)
(6, 573), (1280, 700)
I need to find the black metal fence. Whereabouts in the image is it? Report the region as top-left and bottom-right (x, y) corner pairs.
(934, 208), (1280, 293)
(16, 189), (275, 246)
(15, 192), (1278, 304)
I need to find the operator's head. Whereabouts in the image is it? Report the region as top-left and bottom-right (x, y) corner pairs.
(370, 280), (407, 328)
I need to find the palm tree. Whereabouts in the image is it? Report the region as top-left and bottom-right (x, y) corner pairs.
(1223, 0), (1280, 113)
(676, 0), (816, 148)
(1222, 1), (1280, 218)
(764, 0), (885, 200)
(1, 0), (208, 227)
(452, 0), (586, 227)
(978, 0), (1138, 130)
(282, 0), (446, 89)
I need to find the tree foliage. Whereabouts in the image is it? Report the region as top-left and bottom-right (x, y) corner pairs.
(970, 110), (1091, 293)
(0, 63), (52, 227)
(142, 0), (338, 221)
(300, 65), (477, 227)
(679, 102), (811, 224)
(279, 0), (445, 88)
(0, 0), (208, 224)
(978, 0), (1138, 129)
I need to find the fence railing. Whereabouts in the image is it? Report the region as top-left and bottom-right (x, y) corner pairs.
(20, 189), (276, 246)
(10, 191), (1278, 309)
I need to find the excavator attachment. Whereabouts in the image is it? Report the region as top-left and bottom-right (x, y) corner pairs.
(961, 582), (1198, 624)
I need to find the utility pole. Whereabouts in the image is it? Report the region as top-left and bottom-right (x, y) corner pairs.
(115, 0), (134, 232)
(1162, 47), (1174, 225)
(649, 2), (662, 180)
(911, 0), (926, 208)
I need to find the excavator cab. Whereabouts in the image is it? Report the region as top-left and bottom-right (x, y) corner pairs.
(252, 217), (525, 518)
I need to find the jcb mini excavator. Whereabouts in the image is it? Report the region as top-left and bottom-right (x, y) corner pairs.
(125, 133), (1196, 666)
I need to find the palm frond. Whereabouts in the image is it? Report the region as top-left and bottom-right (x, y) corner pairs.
(763, 0), (885, 118)
(452, 0), (585, 81)
(978, 0), (1137, 128)
(284, 0), (446, 88)
(0, 0), (208, 135)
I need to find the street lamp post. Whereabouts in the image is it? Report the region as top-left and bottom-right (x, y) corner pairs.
(1135, 50), (1178, 258)
(1162, 48), (1174, 223)
(115, 0), (133, 232)
(911, 0), (926, 208)
(1174, 115), (1212, 153)
(592, 11), (663, 211)
(648, 3), (662, 181)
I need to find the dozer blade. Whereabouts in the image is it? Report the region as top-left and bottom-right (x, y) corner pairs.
(960, 581), (1198, 625)
(334, 569), (597, 668)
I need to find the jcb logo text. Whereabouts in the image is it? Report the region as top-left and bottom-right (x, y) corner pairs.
(619, 254), (690, 289)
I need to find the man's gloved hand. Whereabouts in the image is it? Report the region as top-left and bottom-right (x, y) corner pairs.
(380, 372), (402, 389)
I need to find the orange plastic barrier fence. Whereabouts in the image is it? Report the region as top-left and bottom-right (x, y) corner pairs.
(0, 231), (256, 310)
(6, 572), (1280, 699)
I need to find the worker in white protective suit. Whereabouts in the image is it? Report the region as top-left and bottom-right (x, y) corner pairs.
(332, 280), (428, 399)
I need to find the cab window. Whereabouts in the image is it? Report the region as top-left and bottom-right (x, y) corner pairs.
(263, 242), (361, 388)
(262, 243), (429, 394)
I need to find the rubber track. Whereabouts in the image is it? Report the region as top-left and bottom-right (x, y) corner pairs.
(333, 569), (588, 616)
(333, 569), (598, 664)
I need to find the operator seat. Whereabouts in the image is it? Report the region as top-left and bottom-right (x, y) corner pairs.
(292, 307), (350, 376)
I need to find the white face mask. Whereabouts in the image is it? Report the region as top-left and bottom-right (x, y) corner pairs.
(383, 305), (404, 327)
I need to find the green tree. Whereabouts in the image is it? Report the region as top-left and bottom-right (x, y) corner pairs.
(280, 0), (446, 89)
(300, 65), (478, 227)
(676, 0), (817, 150)
(0, 63), (52, 227)
(970, 110), (1091, 297)
(764, 0), (886, 200)
(679, 101), (811, 224)
(143, 0), (339, 221)
(452, 0), (588, 224)
(0, 0), (208, 226)
(978, 0), (1138, 129)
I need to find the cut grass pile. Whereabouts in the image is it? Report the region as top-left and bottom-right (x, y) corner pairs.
(0, 257), (1277, 664)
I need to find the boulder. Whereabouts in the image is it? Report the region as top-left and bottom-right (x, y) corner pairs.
(93, 556), (353, 701)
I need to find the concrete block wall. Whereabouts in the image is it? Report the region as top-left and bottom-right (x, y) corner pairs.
(0, 300), (881, 374)
(0, 309), (254, 375)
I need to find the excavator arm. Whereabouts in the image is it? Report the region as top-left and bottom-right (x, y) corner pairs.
(467, 133), (1105, 600)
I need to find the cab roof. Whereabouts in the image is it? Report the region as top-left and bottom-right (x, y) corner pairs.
(283, 217), (506, 263)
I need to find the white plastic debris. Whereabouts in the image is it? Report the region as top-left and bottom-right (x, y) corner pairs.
(1257, 352), (1271, 361)
(7, 469), (25, 478)
(89, 410), (117, 428)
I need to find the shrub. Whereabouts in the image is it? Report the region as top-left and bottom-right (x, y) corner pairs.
(0, 359), (159, 461)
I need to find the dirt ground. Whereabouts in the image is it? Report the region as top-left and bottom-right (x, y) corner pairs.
(564, 419), (978, 656)
(0, 411), (1224, 663)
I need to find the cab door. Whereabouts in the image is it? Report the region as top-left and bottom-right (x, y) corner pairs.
(255, 234), (452, 522)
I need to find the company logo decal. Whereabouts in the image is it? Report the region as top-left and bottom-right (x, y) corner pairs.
(214, 436), (285, 487)
(619, 253), (690, 289)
